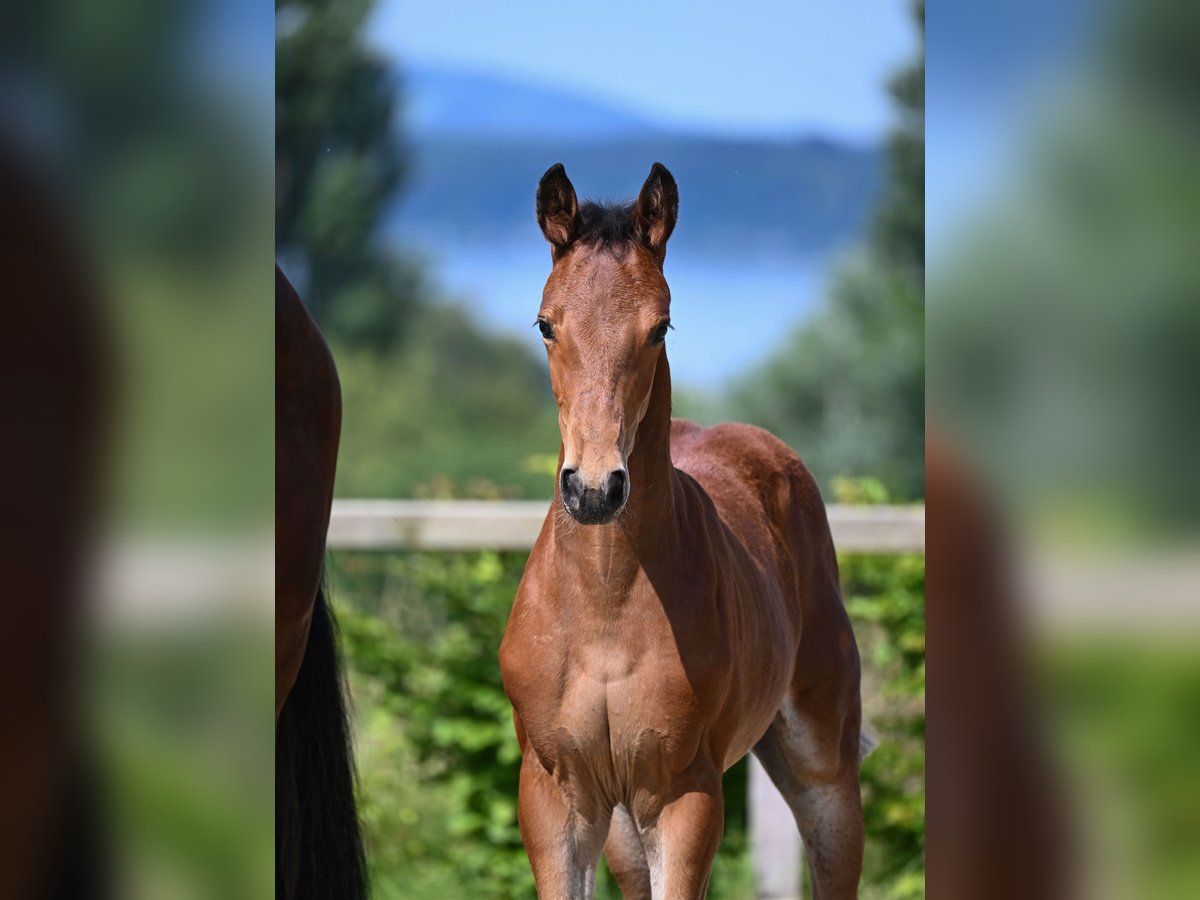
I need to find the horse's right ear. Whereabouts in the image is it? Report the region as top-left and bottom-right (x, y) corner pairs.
(536, 163), (578, 255)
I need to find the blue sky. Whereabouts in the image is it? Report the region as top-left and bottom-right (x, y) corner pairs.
(368, 0), (917, 142)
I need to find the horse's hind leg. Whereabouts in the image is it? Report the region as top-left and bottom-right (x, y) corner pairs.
(603, 805), (652, 899)
(753, 689), (866, 900)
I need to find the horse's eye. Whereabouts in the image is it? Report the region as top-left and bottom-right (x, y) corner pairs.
(650, 322), (670, 345)
(537, 319), (555, 341)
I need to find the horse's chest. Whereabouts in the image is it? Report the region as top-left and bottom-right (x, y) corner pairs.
(520, 642), (706, 790)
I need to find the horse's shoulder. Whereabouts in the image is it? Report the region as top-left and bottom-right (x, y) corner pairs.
(669, 420), (828, 550)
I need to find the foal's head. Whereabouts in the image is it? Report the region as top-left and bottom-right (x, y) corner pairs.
(534, 162), (678, 525)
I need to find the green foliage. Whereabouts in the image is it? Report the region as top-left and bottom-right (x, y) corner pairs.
(334, 551), (532, 897)
(332, 537), (925, 898)
(276, 0), (425, 348)
(832, 475), (892, 506)
(844, 553), (926, 898)
(834, 478), (925, 899)
(277, 0), (568, 496)
(99, 632), (273, 899)
(333, 304), (560, 499)
(1043, 642), (1200, 898)
(872, 0), (925, 280)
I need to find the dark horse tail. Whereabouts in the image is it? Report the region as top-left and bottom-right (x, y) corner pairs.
(276, 583), (367, 900)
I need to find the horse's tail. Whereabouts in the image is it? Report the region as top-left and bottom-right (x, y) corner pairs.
(276, 581), (367, 900)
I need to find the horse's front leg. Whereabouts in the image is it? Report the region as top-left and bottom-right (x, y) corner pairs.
(644, 766), (725, 900)
(518, 754), (610, 900)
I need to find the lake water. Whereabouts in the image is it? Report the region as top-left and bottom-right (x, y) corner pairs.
(414, 238), (832, 388)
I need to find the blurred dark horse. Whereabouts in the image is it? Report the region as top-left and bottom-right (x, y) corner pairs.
(275, 266), (366, 900)
(1, 132), (109, 900)
(927, 434), (1073, 899)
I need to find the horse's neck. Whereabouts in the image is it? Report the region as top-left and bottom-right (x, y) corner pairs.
(552, 355), (680, 580)
(624, 354), (678, 543)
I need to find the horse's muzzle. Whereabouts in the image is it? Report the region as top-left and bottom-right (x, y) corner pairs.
(560, 467), (628, 524)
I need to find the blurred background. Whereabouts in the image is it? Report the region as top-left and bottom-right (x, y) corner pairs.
(277, 0), (924, 898)
(2, 0), (273, 898)
(929, 1), (1200, 898)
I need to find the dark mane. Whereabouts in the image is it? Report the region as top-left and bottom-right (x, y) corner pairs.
(576, 201), (639, 252)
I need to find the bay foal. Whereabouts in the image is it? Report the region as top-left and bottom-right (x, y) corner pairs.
(500, 164), (869, 899)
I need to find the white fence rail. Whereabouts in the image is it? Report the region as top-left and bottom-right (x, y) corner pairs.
(328, 499), (925, 554)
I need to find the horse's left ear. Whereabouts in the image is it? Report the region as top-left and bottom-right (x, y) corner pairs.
(635, 162), (678, 256)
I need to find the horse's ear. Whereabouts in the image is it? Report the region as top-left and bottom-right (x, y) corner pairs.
(635, 162), (678, 256)
(536, 163), (578, 254)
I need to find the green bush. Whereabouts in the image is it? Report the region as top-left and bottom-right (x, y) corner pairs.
(843, 551), (926, 899)
(334, 550), (533, 897)
(333, 309), (560, 501)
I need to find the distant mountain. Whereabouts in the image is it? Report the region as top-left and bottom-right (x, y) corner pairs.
(389, 66), (882, 261)
(391, 136), (878, 260)
(404, 64), (654, 139)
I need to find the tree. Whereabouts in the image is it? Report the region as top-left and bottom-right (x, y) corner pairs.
(275, 0), (425, 349)
(733, 1), (925, 500)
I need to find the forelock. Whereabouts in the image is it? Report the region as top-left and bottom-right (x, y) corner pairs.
(574, 201), (639, 254)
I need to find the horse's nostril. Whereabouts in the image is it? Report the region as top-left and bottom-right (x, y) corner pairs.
(605, 469), (628, 508)
(560, 467), (580, 506)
